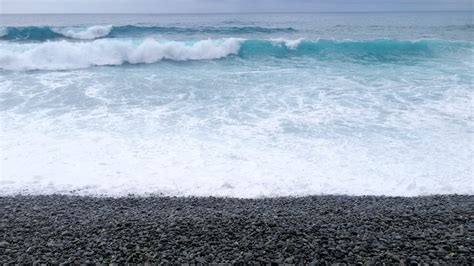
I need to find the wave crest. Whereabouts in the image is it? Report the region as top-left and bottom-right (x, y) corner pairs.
(54, 25), (113, 40)
(0, 38), (242, 71)
(0, 38), (470, 71)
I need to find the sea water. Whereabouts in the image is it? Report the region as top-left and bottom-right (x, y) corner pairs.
(0, 13), (472, 197)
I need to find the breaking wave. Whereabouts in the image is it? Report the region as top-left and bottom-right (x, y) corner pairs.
(0, 38), (471, 71)
(55, 25), (113, 40)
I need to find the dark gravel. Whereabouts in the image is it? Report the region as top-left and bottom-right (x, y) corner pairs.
(0, 195), (472, 264)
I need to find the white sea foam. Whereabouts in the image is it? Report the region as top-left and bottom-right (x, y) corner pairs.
(53, 25), (113, 39)
(1, 110), (472, 197)
(271, 38), (305, 49)
(0, 38), (242, 71)
(0, 63), (472, 197)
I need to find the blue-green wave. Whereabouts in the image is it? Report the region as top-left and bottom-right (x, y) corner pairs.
(239, 39), (472, 59)
(0, 38), (471, 71)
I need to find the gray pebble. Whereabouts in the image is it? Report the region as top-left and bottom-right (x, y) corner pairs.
(0, 195), (472, 264)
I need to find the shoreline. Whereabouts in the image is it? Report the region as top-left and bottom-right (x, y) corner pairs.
(1, 195), (472, 263)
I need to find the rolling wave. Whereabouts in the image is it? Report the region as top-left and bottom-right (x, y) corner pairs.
(57, 25), (113, 40)
(0, 38), (470, 71)
(0, 25), (297, 41)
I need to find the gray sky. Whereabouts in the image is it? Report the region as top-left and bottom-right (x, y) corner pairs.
(1, 0), (472, 14)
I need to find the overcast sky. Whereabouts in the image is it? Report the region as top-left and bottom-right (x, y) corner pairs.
(1, 0), (472, 14)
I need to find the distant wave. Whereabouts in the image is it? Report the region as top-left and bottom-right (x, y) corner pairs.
(0, 25), (297, 41)
(333, 24), (474, 31)
(56, 25), (113, 40)
(0, 38), (471, 71)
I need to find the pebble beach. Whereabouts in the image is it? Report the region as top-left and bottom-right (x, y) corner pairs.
(1, 195), (472, 264)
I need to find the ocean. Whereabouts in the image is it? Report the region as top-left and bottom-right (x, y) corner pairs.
(0, 12), (472, 197)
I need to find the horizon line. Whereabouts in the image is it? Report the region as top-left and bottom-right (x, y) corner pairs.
(1, 10), (472, 15)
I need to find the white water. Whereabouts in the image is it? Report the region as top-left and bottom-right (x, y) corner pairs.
(0, 38), (242, 71)
(1, 60), (472, 197)
(54, 25), (113, 40)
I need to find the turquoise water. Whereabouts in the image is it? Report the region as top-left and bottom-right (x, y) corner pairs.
(0, 13), (473, 197)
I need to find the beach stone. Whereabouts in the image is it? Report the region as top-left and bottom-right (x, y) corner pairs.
(0, 195), (472, 264)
